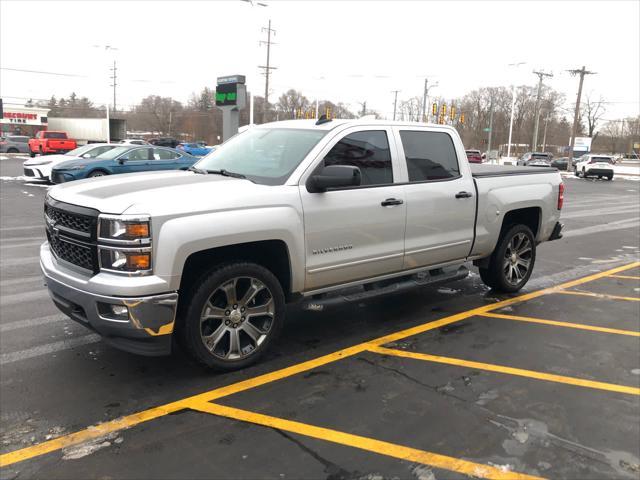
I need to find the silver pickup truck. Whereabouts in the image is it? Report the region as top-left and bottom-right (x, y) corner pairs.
(40, 119), (564, 369)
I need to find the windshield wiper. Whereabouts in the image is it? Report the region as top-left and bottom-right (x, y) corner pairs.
(187, 166), (208, 175)
(206, 169), (247, 180)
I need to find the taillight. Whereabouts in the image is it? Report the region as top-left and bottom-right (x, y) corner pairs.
(557, 182), (564, 210)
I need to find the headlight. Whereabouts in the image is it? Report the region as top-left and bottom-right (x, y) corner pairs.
(98, 214), (152, 275)
(99, 247), (152, 274)
(67, 165), (88, 170)
(98, 215), (151, 244)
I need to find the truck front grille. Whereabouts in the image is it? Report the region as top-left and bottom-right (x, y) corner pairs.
(47, 232), (96, 272)
(44, 198), (100, 274)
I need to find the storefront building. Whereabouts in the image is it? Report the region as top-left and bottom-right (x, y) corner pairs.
(1, 106), (50, 137)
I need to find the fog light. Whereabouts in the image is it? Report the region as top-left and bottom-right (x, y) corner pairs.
(111, 305), (129, 317)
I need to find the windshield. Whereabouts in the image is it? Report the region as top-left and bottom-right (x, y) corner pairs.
(67, 144), (101, 156)
(590, 156), (613, 164)
(195, 128), (327, 185)
(95, 146), (131, 160)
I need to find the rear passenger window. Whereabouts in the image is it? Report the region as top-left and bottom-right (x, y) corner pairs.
(323, 130), (393, 186)
(400, 131), (460, 181)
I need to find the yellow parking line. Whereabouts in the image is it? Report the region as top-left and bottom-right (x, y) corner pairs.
(556, 290), (640, 302)
(369, 346), (640, 396)
(478, 312), (640, 337)
(188, 401), (543, 480)
(1, 260), (639, 468)
(608, 274), (640, 280)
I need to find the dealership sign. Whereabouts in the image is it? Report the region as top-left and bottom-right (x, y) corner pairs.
(1, 107), (49, 126)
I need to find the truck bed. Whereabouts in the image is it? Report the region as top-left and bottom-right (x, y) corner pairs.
(470, 164), (557, 177)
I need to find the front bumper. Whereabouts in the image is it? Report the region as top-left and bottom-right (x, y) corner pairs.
(41, 246), (178, 356)
(23, 166), (50, 180)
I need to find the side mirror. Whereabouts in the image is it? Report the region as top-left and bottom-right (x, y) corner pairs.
(118, 157), (127, 164)
(306, 165), (361, 193)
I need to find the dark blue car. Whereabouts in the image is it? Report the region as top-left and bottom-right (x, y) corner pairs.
(51, 145), (198, 183)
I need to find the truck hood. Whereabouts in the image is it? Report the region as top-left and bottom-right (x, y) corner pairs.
(48, 170), (263, 215)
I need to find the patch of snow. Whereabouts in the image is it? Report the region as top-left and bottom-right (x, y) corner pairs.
(62, 431), (119, 460)
(411, 465), (436, 480)
(437, 287), (459, 294)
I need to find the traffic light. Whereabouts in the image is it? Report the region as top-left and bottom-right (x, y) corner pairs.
(460, 113), (465, 124)
(450, 106), (456, 121)
(432, 103), (437, 116)
(441, 104), (447, 116)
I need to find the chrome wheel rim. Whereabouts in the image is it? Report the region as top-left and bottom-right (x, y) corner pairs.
(199, 276), (274, 360)
(503, 233), (532, 286)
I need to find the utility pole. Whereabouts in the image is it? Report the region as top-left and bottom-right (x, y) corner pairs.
(531, 70), (553, 151)
(109, 60), (118, 113)
(487, 94), (495, 157)
(258, 19), (277, 124)
(358, 101), (367, 117)
(420, 78), (438, 122)
(392, 90), (400, 121)
(567, 66), (596, 170)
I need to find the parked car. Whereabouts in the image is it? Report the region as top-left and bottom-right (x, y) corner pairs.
(550, 157), (570, 170)
(0, 135), (31, 154)
(23, 143), (117, 181)
(517, 152), (553, 166)
(28, 131), (77, 157)
(119, 138), (149, 145)
(149, 137), (179, 148)
(177, 142), (214, 157)
(465, 149), (483, 163)
(41, 119), (564, 368)
(574, 154), (614, 180)
(50, 145), (198, 183)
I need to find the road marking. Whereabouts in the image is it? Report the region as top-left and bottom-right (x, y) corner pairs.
(0, 241), (46, 250)
(0, 334), (101, 365)
(0, 275), (43, 288)
(1, 261), (638, 468)
(562, 220), (640, 239)
(369, 346), (640, 396)
(0, 256), (41, 267)
(188, 402), (543, 480)
(0, 225), (44, 232)
(608, 274), (640, 280)
(0, 289), (49, 306)
(556, 289), (640, 302)
(0, 314), (66, 333)
(478, 312), (640, 337)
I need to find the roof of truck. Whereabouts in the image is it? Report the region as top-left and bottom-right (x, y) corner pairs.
(256, 118), (455, 132)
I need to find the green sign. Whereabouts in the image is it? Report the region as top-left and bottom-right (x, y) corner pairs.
(215, 83), (239, 107)
(483, 128), (492, 132)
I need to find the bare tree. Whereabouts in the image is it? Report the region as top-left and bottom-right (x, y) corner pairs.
(583, 94), (606, 139)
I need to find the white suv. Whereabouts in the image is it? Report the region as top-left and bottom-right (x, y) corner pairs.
(575, 154), (614, 180)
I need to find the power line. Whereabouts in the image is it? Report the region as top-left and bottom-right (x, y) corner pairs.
(0, 67), (88, 78)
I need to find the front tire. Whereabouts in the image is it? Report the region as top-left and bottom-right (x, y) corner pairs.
(479, 224), (536, 293)
(179, 262), (285, 370)
(88, 170), (108, 178)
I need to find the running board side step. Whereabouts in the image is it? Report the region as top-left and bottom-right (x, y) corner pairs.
(302, 265), (469, 311)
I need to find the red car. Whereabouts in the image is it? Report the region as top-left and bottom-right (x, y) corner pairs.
(465, 149), (483, 163)
(28, 131), (77, 157)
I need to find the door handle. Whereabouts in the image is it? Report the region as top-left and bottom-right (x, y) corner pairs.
(381, 198), (404, 207)
(455, 191), (473, 199)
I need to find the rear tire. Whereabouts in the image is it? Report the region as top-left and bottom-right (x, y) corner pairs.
(29, 150), (35, 158)
(179, 262), (285, 370)
(606, 174), (613, 181)
(7, 148), (19, 154)
(479, 224), (536, 293)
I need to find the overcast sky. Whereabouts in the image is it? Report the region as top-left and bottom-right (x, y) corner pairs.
(1, 0), (639, 122)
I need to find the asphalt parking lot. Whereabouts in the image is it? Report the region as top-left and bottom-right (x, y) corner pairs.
(1, 154), (639, 479)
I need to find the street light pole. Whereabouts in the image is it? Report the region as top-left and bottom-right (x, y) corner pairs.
(421, 78), (438, 123)
(531, 70), (553, 151)
(392, 90), (400, 121)
(507, 62), (525, 160)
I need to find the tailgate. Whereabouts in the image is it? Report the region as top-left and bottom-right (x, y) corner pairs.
(48, 139), (76, 149)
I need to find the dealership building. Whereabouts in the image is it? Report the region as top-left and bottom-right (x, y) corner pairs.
(1, 105), (50, 137)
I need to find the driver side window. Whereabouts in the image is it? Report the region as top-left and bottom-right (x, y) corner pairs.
(323, 130), (393, 186)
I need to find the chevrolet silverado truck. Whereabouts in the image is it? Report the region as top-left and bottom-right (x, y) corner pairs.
(40, 119), (564, 370)
(28, 131), (77, 157)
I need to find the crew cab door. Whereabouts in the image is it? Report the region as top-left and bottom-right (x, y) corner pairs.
(300, 127), (406, 291)
(393, 127), (476, 268)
